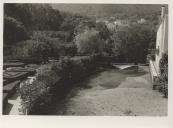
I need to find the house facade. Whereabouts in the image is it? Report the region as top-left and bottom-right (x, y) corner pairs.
(155, 7), (168, 74)
(149, 6), (168, 87)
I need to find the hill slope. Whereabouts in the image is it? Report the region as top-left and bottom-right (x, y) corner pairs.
(51, 4), (167, 18)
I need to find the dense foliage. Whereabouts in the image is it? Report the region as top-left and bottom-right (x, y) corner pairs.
(110, 22), (156, 63)
(75, 29), (105, 55)
(4, 16), (28, 45)
(4, 4), (62, 30)
(11, 40), (58, 63)
(3, 4), (95, 60)
(159, 53), (168, 97)
(12, 38), (77, 62)
(4, 4), (158, 64)
(19, 56), (97, 114)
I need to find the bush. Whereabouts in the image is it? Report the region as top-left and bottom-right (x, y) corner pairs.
(32, 31), (71, 41)
(19, 63), (61, 114)
(19, 55), (98, 114)
(20, 80), (52, 114)
(12, 39), (61, 63)
(36, 64), (60, 86)
(53, 56), (97, 83)
(31, 33), (77, 57)
(159, 53), (168, 98)
(59, 43), (77, 57)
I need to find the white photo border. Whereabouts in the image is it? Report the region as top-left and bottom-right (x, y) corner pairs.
(0, 0), (172, 128)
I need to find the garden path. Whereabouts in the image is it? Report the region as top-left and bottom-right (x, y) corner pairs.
(51, 66), (167, 116)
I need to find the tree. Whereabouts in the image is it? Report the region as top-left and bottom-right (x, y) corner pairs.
(111, 23), (156, 63)
(59, 43), (77, 57)
(4, 4), (32, 29)
(4, 16), (28, 45)
(31, 4), (62, 30)
(4, 4), (63, 31)
(16, 40), (54, 63)
(75, 29), (105, 55)
(95, 22), (110, 40)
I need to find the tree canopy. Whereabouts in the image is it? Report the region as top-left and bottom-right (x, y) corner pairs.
(4, 4), (62, 31)
(4, 16), (28, 45)
(4, 3), (158, 64)
(75, 29), (105, 55)
(111, 22), (156, 63)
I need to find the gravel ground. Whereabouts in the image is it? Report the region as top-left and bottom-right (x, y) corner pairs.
(51, 66), (167, 116)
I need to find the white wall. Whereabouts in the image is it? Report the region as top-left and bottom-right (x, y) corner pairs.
(155, 15), (168, 74)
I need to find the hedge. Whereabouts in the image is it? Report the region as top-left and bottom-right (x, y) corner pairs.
(19, 56), (97, 114)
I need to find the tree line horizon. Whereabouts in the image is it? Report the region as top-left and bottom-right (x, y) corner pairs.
(4, 3), (160, 64)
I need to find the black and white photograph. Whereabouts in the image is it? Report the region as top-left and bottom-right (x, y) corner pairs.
(1, 1), (170, 118)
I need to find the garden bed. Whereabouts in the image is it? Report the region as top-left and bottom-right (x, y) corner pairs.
(3, 80), (20, 97)
(3, 62), (25, 69)
(6, 67), (36, 74)
(3, 71), (32, 85)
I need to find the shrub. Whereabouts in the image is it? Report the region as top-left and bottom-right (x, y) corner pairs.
(19, 56), (98, 114)
(59, 43), (77, 57)
(31, 33), (77, 57)
(159, 53), (168, 98)
(32, 31), (71, 41)
(13, 39), (61, 63)
(36, 64), (60, 86)
(19, 63), (62, 114)
(53, 56), (96, 83)
(19, 80), (52, 114)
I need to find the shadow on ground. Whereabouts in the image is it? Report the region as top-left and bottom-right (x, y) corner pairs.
(46, 66), (148, 115)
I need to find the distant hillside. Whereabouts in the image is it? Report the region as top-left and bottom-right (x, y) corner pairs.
(51, 4), (167, 18)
